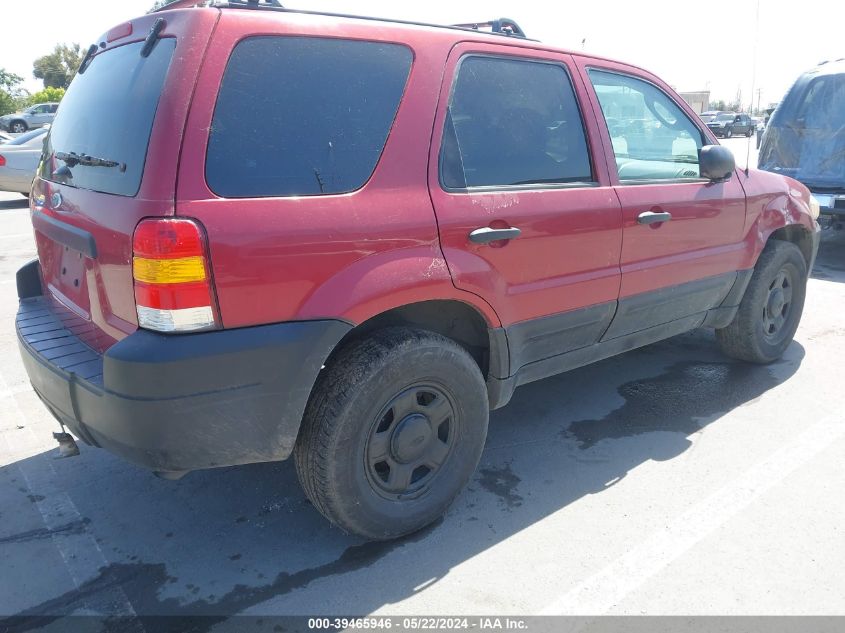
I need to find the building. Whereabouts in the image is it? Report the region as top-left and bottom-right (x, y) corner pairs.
(678, 91), (710, 113)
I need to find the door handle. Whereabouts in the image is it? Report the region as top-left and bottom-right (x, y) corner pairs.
(637, 211), (672, 225)
(468, 226), (522, 244)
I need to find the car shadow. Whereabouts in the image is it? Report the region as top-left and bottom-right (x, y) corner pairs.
(0, 198), (29, 212)
(0, 329), (805, 624)
(811, 228), (845, 283)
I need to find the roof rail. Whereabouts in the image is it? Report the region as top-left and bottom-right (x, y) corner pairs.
(451, 18), (527, 38)
(152, 2), (533, 42)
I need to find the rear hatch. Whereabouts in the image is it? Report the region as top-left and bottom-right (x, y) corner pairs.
(30, 9), (218, 352)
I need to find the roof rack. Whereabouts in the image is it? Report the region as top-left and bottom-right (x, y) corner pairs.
(151, 2), (533, 41)
(451, 18), (527, 38)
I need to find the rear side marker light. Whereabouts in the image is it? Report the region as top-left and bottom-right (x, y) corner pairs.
(132, 218), (219, 333)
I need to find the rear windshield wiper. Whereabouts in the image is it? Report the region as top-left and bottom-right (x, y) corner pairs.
(55, 151), (126, 171)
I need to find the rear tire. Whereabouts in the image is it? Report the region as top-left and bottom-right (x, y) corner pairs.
(716, 240), (807, 364)
(294, 327), (489, 540)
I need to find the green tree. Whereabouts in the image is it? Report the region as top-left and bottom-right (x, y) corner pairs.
(0, 68), (26, 116)
(28, 86), (66, 106)
(33, 44), (84, 89)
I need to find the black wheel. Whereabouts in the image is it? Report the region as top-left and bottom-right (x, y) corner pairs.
(746, 127), (753, 137)
(716, 240), (807, 364)
(10, 121), (27, 134)
(294, 327), (489, 540)
(724, 127), (733, 138)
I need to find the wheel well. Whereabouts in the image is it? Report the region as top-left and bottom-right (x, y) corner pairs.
(768, 225), (814, 269)
(328, 300), (493, 376)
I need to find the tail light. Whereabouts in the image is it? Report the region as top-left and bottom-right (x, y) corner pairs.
(0, 155), (6, 167)
(132, 218), (219, 333)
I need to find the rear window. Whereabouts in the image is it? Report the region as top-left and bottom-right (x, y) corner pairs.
(206, 36), (413, 198)
(39, 39), (176, 197)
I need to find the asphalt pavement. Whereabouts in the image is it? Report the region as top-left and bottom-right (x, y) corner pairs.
(1, 141), (844, 620)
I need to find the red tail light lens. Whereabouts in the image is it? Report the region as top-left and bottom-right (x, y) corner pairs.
(0, 155), (6, 167)
(132, 218), (219, 332)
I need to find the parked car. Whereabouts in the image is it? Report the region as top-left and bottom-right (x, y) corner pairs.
(759, 59), (845, 221)
(16, 3), (820, 540)
(706, 112), (755, 138)
(699, 110), (720, 122)
(0, 126), (48, 195)
(0, 102), (59, 133)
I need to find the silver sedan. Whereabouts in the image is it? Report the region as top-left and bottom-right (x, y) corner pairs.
(0, 127), (48, 196)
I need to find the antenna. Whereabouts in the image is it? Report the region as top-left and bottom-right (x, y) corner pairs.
(745, 0), (760, 175)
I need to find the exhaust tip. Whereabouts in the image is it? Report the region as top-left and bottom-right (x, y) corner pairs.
(52, 432), (80, 458)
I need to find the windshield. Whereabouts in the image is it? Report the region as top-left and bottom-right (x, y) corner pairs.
(759, 73), (845, 189)
(6, 128), (47, 146)
(39, 38), (175, 197)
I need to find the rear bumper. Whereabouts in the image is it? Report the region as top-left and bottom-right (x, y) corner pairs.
(16, 261), (351, 472)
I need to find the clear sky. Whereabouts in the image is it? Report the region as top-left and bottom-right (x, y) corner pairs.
(3, 0), (843, 108)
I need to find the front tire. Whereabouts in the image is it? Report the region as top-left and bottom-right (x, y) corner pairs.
(724, 127), (733, 138)
(9, 121), (27, 134)
(716, 240), (807, 364)
(294, 327), (489, 540)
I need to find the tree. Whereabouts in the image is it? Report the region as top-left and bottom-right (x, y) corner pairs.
(0, 68), (26, 116)
(33, 44), (84, 89)
(709, 99), (727, 111)
(28, 86), (66, 106)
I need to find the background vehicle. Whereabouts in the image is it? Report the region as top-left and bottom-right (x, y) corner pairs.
(759, 59), (845, 221)
(706, 112), (755, 137)
(15, 4), (820, 541)
(0, 126), (48, 195)
(0, 103), (59, 133)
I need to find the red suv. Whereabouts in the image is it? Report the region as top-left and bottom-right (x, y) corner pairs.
(16, 2), (820, 540)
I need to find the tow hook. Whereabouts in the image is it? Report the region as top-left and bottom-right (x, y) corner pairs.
(52, 431), (80, 458)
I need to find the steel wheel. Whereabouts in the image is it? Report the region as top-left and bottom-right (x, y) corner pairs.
(762, 268), (793, 340)
(365, 383), (456, 500)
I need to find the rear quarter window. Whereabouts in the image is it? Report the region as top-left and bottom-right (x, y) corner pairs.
(206, 36), (413, 198)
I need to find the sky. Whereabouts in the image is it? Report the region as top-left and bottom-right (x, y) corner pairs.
(3, 0), (844, 108)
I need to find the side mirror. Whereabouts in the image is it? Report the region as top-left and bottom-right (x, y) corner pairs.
(699, 144), (735, 182)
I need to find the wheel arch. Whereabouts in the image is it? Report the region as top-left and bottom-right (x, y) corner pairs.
(324, 299), (508, 383)
(766, 224), (816, 271)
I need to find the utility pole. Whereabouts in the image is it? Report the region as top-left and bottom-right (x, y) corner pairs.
(756, 88), (762, 115)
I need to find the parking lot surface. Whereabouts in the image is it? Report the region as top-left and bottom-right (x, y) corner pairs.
(1, 139), (844, 618)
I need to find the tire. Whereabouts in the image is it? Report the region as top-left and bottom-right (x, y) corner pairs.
(746, 127), (753, 137)
(716, 240), (807, 364)
(294, 326), (489, 540)
(9, 121), (27, 134)
(724, 127), (733, 138)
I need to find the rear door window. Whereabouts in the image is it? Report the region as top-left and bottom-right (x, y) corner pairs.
(39, 39), (176, 197)
(440, 55), (593, 189)
(206, 37), (413, 198)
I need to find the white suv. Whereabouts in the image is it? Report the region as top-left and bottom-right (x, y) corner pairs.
(0, 102), (59, 133)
